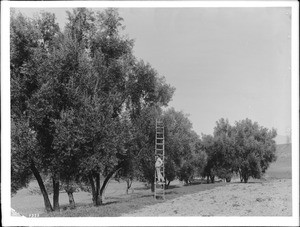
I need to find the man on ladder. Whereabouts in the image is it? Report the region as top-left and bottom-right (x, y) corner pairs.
(155, 155), (164, 183)
(154, 119), (165, 199)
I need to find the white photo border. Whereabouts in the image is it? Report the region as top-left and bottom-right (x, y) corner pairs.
(1, 1), (299, 226)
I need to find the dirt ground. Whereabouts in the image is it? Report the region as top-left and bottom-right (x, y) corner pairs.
(123, 179), (292, 216)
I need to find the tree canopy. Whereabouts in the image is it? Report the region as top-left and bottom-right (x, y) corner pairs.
(11, 8), (175, 210)
(201, 118), (277, 183)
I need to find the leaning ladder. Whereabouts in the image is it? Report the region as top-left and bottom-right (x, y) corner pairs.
(154, 119), (165, 199)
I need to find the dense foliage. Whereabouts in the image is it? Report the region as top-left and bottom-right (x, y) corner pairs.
(162, 108), (206, 186)
(11, 8), (175, 210)
(201, 118), (277, 183)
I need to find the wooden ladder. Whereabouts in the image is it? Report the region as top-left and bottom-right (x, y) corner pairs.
(154, 119), (165, 200)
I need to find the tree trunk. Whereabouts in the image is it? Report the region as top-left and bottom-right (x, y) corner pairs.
(207, 175), (210, 184)
(67, 191), (75, 209)
(89, 163), (124, 206)
(99, 171), (115, 202)
(99, 162), (124, 204)
(125, 178), (132, 194)
(166, 180), (171, 189)
(89, 174), (101, 206)
(210, 175), (215, 183)
(30, 161), (53, 212)
(95, 173), (101, 205)
(88, 175), (98, 206)
(225, 177), (231, 182)
(52, 176), (60, 211)
(65, 180), (76, 209)
(239, 170), (243, 182)
(243, 174), (249, 183)
(150, 181), (155, 192)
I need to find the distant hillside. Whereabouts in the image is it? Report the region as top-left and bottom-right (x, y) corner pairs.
(275, 135), (290, 145)
(265, 143), (292, 179)
(275, 143), (292, 159)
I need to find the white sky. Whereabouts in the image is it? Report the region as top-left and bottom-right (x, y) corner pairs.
(16, 7), (291, 137)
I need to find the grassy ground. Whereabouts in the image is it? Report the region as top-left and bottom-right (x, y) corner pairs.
(12, 143), (291, 217)
(39, 181), (226, 217)
(12, 179), (225, 217)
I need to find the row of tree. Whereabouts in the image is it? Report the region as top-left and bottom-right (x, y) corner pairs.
(201, 118), (277, 183)
(11, 8), (174, 211)
(10, 8), (201, 212)
(11, 8), (277, 213)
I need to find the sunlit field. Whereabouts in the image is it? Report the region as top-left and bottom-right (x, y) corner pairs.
(11, 144), (291, 217)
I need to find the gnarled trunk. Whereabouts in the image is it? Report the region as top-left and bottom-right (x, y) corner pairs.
(67, 191), (75, 209)
(88, 162), (125, 206)
(125, 178), (132, 194)
(243, 174), (249, 183)
(52, 176), (60, 211)
(150, 181), (155, 192)
(100, 162), (124, 204)
(65, 180), (76, 209)
(89, 173), (101, 206)
(225, 177), (231, 182)
(210, 174), (215, 183)
(166, 180), (171, 189)
(30, 161), (53, 212)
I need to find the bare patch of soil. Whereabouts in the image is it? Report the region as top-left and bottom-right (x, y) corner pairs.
(123, 179), (292, 216)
